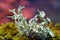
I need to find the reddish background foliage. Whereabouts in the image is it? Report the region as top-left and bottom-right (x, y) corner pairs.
(0, 0), (60, 25)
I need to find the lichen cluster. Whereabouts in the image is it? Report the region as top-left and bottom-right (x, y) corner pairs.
(7, 6), (55, 40)
(0, 6), (60, 40)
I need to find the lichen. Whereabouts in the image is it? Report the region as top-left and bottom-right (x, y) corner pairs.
(0, 5), (59, 40)
(7, 5), (55, 40)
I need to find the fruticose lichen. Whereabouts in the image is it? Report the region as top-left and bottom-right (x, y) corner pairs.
(7, 5), (55, 40)
(0, 5), (60, 40)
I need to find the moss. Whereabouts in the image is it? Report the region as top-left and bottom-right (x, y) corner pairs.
(0, 22), (19, 40)
(48, 22), (60, 40)
(55, 23), (60, 30)
(0, 22), (32, 40)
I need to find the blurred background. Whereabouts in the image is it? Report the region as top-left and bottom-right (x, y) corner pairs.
(0, 0), (60, 25)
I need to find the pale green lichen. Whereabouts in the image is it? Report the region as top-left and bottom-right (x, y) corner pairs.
(7, 5), (55, 40)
